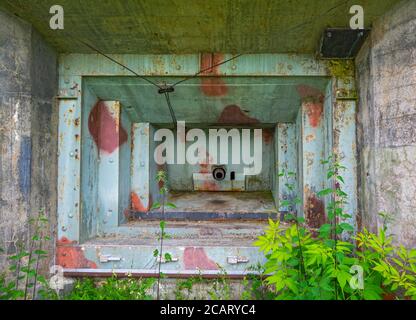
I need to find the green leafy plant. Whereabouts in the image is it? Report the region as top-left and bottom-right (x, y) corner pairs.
(241, 264), (275, 300)
(255, 155), (416, 300)
(64, 275), (155, 300)
(0, 210), (54, 300)
(207, 267), (231, 300)
(150, 170), (176, 300)
(355, 217), (416, 300)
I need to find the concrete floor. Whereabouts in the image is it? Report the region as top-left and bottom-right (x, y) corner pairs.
(167, 191), (276, 214)
(133, 191), (277, 221)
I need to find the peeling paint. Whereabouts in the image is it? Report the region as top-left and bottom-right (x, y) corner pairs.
(200, 53), (228, 97)
(183, 247), (218, 270)
(131, 191), (148, 212)
(56, 237), (97, 269)
(304, 102), (323, 128)
(88, 100), (127, 154)
(218, 105), (259, 124)
(304, 187), (326, 228)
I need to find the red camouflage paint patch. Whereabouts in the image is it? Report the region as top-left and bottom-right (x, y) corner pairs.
(131, 192), (148, 212)
(201, 181), (220, 191)
(88, 101), (128, 154)
(200, 53), (228, 97)
(56, 238), (97, 269)
(183, 247), (218, 270)
(304, 102), (323, 128)
(296, 85), (325, 103)
(296, 85), (324, 128)
(218, 105), (259, 124)
(263, 128), (273, 144)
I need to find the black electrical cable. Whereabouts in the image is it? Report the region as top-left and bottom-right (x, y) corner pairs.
(74, 0), (349, 128)
(164, 92), (177, 126)
(78, 39), (163, 89)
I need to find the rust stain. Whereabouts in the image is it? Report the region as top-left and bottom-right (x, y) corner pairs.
(305, 134), (315, 142)
(218, 105), (259, 124)
(200, 181), (220, 191)
(199, 150), (212, 173)
(56, 237), (97, 269)
(74, 118), (80, 127)
(200, 53), (228, 97)
(297, 85), (324, 128)
(131, 192), (148, 212)
(356, 210), (362, 232)
(88, 101), (128, 154)
(304, 102), (323, 128)
(263, 128), (273, 144)
(199, 163), (210, 173)
(304, 187), (326, 228)
(183, 247), (218, 270)
(296, 84), (324, 103)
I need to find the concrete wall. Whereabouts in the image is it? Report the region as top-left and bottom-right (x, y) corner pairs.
(356, 0), (416, 247)
(0, 10), (58, 272)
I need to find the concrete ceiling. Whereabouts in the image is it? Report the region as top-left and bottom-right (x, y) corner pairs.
(0, 0), (402, 54)
(85, 76), (330, 124)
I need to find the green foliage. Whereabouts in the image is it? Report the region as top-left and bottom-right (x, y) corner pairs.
(355, 227), (416, 300)
(152, 170), (175, 300)
(241, 265), (275, 300)
(174, 275), (204, 300)
(64, 275), (155, 300)
(0, 210), (55, 300)
(207, 267), (231, 300)
(255, 156), (416, 300)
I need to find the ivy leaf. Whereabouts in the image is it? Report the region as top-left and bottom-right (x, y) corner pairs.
(153, 249), (159, 257)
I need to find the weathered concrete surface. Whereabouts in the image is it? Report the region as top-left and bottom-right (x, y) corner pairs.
(0, 0), (401, 54)
(0, 9), (58, 272)
(356, 0), (416, 247)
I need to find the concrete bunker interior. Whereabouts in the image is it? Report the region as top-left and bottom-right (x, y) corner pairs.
(1, 0), (415, 289)
(81, 76), (330, 222)
(54, 52), (358, 274)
